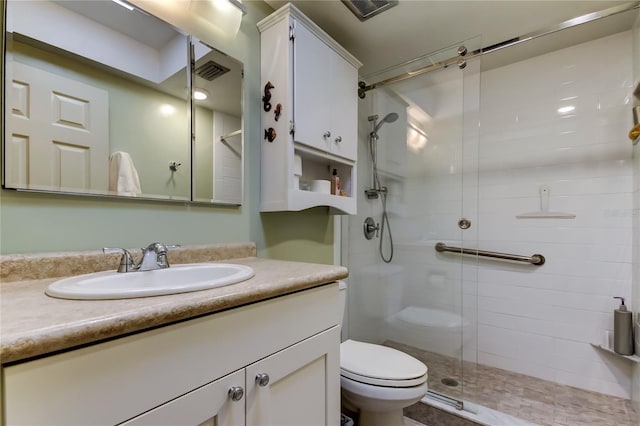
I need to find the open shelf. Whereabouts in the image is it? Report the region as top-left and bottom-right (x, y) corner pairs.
(590, 343), (640, 363)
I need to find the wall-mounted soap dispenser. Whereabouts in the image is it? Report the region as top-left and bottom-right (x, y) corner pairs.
(613, 297), (633, 355)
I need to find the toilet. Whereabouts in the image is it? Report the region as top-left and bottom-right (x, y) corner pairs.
(338, 281), (429, 426)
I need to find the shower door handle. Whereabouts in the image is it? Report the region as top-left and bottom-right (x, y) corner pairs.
(458, 218), (471, 229)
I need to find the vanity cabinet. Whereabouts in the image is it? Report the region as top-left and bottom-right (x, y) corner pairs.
(2, 283), (340, 425)
(258, 4), (362, 214)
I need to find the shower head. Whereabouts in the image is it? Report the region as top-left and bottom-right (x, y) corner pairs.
(372, 112), (399, 133)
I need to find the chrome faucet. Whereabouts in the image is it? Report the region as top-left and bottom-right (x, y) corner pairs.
(103, 242), (180, 273)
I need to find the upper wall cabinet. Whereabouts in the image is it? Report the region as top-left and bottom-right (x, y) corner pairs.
(258, 4), (361, 214)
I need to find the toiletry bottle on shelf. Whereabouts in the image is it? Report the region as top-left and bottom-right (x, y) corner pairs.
(613, 296), (634, 355)
(331, 168), (340, 195)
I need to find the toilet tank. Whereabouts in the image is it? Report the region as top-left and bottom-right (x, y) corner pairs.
(338, 280), (347, 326)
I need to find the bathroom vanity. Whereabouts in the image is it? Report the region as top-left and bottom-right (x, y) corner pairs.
(0, 245), (347, 425)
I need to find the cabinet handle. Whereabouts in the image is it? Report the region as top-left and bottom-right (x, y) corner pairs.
(334, 136), (342, 143)
(255, 373), (270, 387)
(323, 131), (331, 139)
(228, 386), (244, 402)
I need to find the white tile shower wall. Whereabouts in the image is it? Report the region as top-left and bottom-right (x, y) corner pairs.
(632, 11), (640, 414)
(477, 31), (634, 398)
(213, 112), (242, 203)
(345, 92), (391, 344)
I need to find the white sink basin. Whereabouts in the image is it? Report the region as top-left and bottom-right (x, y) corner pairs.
(45, 263), (255, 300)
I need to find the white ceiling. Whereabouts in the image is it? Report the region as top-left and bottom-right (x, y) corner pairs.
(263, 0), (635, 76)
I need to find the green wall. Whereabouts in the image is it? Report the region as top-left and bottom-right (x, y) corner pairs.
(0, 0), (335, 264)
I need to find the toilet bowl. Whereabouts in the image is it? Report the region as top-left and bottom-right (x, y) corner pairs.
(339, 281), (428, 426)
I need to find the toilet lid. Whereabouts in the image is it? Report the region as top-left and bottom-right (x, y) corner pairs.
(340, 340), (428, 387)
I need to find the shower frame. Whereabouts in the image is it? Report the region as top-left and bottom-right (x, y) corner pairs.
(357, 1), (640, 99)
(343, 0), (640, 414)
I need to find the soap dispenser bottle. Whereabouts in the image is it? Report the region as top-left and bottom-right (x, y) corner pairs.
(613, 296), (634, 355)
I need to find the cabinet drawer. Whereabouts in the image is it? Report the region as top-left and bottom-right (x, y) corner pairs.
(3, 283), (339, 425)
(121, 369), (245, 426)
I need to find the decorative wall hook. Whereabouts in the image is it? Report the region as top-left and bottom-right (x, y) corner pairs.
(264, 127), (276, 142)
(274, 103), (282, 121)
(358, 81), (367, 99)
(262, 81), (274, 112)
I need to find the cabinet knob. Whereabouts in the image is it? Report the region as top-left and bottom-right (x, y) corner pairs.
(255, 373), (270, 387)
(334, 136), (342, 143)
(323, 131), (331, 139)
(228, 386), (244, 402)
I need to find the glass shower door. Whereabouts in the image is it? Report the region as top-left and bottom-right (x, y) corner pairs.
(342, 39), (480, 408)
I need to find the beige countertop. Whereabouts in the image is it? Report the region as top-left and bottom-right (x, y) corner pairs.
(0, 248), (348, 364)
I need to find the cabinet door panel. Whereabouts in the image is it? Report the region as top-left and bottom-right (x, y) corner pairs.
(245, 326), (340, 426)
(121, 369), (245, 426)
(329, 53), (358, 161)
(293, 20), (332, 153)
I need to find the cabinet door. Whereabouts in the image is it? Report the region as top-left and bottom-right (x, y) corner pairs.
(121, 369), (245, 426)
(293, 20), (333, 153)
(245, 327), (340, 426)
(329, 53), (358, 161)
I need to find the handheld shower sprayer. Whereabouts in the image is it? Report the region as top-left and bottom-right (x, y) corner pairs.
(366, 111), (399, 263)
(368, 113), (399, 138)
(367, 112), (400, 196)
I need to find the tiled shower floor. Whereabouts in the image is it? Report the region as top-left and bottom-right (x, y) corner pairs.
(384, 341), (640, 426)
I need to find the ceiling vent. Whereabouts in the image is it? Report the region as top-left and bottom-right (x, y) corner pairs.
(196, 61), (230, 81)
(341, 0), (398, 21)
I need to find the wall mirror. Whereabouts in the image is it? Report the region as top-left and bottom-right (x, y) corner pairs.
(2, 0), (244, 205)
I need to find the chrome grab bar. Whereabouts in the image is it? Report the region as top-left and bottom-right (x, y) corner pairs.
(435, 242), (545, 266)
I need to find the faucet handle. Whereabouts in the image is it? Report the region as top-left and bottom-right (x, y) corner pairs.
(137, 243), (181, 270)
(158, 244), (180, 268)
(141, 243), (180, 253)
(157, 244), (180, 268)
(103, 248), (135, 273)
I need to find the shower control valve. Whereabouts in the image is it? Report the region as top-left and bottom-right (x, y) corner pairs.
(364, 217), (380, 240)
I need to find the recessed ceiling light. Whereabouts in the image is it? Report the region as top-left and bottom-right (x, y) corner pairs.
(557, 106), (575, 114)
(194, 89), (209, 100)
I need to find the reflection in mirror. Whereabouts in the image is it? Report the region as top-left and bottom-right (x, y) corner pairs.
(3, 0), (247, 205)
(4, 0), (191, 200)
(192, 39), (243, 205)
